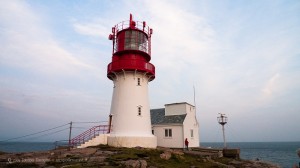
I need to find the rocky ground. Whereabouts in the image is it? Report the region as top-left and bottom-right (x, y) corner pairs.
(0, 145), (280, 168)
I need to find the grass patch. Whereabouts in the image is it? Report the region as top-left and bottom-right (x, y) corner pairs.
(102, 147), (219, 168)
(215, 157), (237, 165)
(7, 162), (39, 168)
(65, 154), (81, 160)
(99, 146), (226, 167)
(0, 151), (7, 155)
(147, 153), (217, 168)
(108, 148), (150, 161)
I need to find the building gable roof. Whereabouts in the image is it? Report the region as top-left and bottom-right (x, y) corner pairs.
(165, 102), (195, 107)
(150, 108), (186, 125)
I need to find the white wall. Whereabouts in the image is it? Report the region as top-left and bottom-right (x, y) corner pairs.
(165, 103), (187, 116)
(110, 71), (153, 136)
(183, 104), (200, 147)
(152, 125), (184, 148)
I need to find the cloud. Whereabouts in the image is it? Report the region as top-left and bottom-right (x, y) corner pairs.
(0, 0), (94, 76)
(262, 73), (280, 96)
(133, 1), (219, 104)
(73, 21), (110, 39)
(0, 0), (111, 121)
(144, 0), (216, 63)
(0, 81), (110, 121)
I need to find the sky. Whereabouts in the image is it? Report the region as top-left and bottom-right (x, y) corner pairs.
(0, 0), (300, 143)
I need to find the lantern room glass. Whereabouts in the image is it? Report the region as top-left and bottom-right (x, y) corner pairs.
(124, 30), (147, 52)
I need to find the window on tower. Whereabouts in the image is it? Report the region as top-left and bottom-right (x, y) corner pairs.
(137, 78), (141, 86)
(138, 106), (142, 116)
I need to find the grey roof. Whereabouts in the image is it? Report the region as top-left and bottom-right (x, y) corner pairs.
(150, 108), (186, 125)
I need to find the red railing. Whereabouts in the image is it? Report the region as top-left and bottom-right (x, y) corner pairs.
(114, 20), (152, 38)
(107, 60), (155, 75)
(109, 15), (153, 56)
(70, 125), (109, 147)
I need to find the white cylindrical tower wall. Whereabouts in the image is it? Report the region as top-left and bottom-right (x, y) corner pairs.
(108, 71), (157, 148)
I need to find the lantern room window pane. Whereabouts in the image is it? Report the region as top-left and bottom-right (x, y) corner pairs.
(124, 30), (147, 52)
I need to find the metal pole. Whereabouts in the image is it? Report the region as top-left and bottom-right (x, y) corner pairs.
(218, 113), (227, 149)
(222, 125), (227, 148)
(108, 114), (112, 133)
(193, 85), (196, 107)
(68, 121), (72, 147)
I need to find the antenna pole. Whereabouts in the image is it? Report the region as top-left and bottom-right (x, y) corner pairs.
(222, 124), (226, 148)
(193, 85), (196, 107)
(68, 121), (72, 147)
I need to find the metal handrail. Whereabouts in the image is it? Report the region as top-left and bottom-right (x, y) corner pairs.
(70, 125), (109, 147)
(114, 20), (151, 36)
(110, 17), (153, 56)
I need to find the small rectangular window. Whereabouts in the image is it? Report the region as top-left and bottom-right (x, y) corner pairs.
(169, 129), (172, 137)
(138, 106), (142, 116)
(190, 129), (194, 138)
(152, 130), (154, 135)
(137, 78), (141, 86)
(164, 129), (172, 138)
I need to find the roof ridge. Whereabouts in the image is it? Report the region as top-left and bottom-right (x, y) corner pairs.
(150, 108), (165, 110)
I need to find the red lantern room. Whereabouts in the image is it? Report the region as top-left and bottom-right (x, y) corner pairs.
(107, 14), (155, 81)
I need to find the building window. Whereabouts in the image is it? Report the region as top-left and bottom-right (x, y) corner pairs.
(138, 106), (142, 116)
(152, 130), (154, 135)
(190, 129), (194, 138)
(137, 78), (141, 86)
(164, 129), (172, 138)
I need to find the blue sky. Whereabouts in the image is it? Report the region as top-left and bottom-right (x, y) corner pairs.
(0, 0), (299, 142)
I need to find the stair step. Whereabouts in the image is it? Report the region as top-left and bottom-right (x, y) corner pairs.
(70, 125), (109, 147)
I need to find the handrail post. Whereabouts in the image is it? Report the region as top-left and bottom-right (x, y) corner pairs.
(108, 115), (112, 133)
(93, 127), (97, 138)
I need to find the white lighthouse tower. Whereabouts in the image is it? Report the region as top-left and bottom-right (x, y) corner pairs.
(106, 14), (157, 148)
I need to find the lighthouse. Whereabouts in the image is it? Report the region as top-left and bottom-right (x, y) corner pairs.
(106, 14), (157, 148)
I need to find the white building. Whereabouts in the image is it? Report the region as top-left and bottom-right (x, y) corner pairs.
(150, 102), (200, 148)
(78, 102), (200, 148)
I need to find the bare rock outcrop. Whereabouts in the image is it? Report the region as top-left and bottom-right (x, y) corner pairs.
(121, 159), (147, 168)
